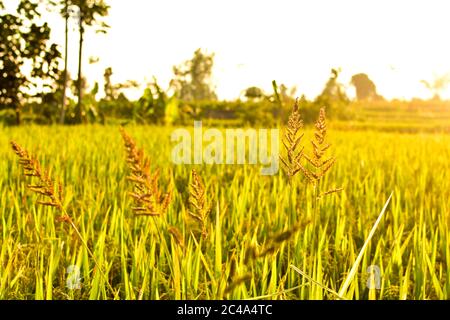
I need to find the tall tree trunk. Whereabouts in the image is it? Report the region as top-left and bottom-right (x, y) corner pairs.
(76, 9), (84, 124)
(60, 0), (69, 125)
(15, 106), (21, 126)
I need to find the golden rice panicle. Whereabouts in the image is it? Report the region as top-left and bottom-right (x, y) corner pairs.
(10, 141), (64, 211)
(303, 108), (343, 196)
(188, 169), (211, 239)
(120, 127), (172, 216)
(280, 98), (306, 180)
(120, 127), (150, 180)
(301, 107), (335, 182)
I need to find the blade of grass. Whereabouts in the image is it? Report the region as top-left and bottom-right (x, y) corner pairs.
(338, 192), (393, 298)
(290, 265), (345, 300)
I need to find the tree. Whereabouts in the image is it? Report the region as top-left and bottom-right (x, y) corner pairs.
(60, 0), (69, 124)
(137, 78), (167, 124)
(351, 73), (380, 101)
(103, 67), (114, 100)
(279, 83), (297, 103)
(46, 0), (80, 124)
(56, 0), (82, 124)
(0, 0), (61, 125)
(103, 66), (139, 101)
(70, 0), (110, 123)
(421, 73), (450, 101)
(170, 48), (217, 101)
(315, 68), (349, 107)
(244, 86), (264, 100)
(37, 70), (67, 123)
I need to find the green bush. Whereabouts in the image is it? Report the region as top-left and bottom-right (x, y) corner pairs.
(0, 109), (17, 126)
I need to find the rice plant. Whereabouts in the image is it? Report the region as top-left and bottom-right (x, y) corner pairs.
(1, 105), (449, 300)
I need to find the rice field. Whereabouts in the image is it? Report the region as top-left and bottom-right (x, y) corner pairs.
(0, 113), (449, 300)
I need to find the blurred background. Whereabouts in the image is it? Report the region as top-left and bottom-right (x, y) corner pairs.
(1, 0), (450, 130)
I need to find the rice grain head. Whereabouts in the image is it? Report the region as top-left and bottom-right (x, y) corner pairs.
(120, 127), (172, 217)
(188, 169), (211, 239)
(280, 99), (306, 181)
(11, 141), (64, 212)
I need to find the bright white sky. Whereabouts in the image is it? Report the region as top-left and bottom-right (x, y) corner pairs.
(5, 0), (450, 100)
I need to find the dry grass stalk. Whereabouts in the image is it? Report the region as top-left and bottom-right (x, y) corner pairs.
(280, 99), (305, 180)
(244, 220), (309, 265)
(120, 127), (172, 216)
(224, 274), (252, 295)
(228, 221), (308, 295)
(318, 187), (344, 199)
(188, 169), (210, 239)
(10, 141), (115, 295)
(168, 226), (184, 249)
